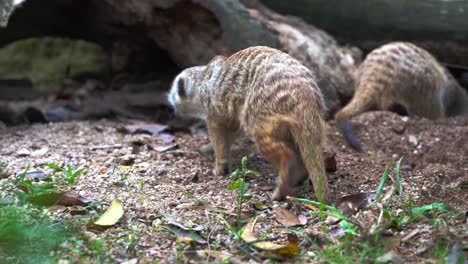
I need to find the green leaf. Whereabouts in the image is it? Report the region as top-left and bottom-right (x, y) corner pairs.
(228, 178), (243, 190)
(229, 168), (240, 179)
(375, 160), (394, 201)
(411, 203), (450, 220)
(245, 170), (259, 176)
(42, 163), (62, 171)
(241, 156), (248, 170)
(73, 168), (85, 177)
(240, 182), (250, 193)
(251, 199), (264, 210)
(339, 220), (358, 234)
(13, 165), (30, 185)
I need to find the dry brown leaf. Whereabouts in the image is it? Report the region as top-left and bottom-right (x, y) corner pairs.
(336, 192), (374, 217)
(241, 218), (298, 256)
(324, 152), (337, 172)
(303, 203), (318, 211)
(275, 208), (303, 227)
(28, 192), (92, 206)
(260, 185), (274, 191)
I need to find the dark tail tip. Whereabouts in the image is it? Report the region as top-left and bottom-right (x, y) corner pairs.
(338, 118), (363, 152)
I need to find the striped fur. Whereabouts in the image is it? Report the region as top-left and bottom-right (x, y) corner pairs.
(335, 42), (468, 152)
(168, 46), (330, 203)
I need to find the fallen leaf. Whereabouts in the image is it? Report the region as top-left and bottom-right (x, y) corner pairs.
(329, 226), (345, 238)
(260, 185), (274, 191)
(124, 123), (167, 135)
(303, 203), (318, 211)
(336, 192), (374, 217)
(241, 218), (298, 256)
(94, 200), (124, 226)
(153, 144), (178, 153)
(24, 170), (47, 180)
(174, 229), (207, 244)
(29, 192), (92, 206)
(175, 203), (206, 211)
(166, 217), (204, 231)
(196, 250), (232, 260)
(401, 228), (420, 242)
(155, 133), (175, 144)
(376, 250), (403, 264)
(275, 208), (303, 227)
(90, 144), (123, 150)
(118, 165), (132, 171)
(16, 148), (31, 157)
(297, 215), (307, 225)
(324, 152), (337, 172)
(30, 147), (49, 157)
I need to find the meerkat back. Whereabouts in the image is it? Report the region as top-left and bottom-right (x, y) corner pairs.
(335, 42), (468, 152)
(168, 46), (330, 203)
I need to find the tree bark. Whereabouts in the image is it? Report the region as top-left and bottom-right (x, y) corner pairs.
(0, 0), (362, 117)
(262, 0), (468, 65)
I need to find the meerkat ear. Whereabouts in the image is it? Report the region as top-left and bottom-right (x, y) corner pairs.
(177, 77), (186, 98)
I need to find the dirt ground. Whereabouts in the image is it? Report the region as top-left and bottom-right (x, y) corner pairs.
(0, 111), (467, 263)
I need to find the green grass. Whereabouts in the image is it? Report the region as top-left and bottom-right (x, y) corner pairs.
(287, 156), (463, 263)
(0, 205), (72, 264)
(0, 37), (107, 92)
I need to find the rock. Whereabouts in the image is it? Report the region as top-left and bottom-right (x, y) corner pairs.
(16, 148), (31, 157)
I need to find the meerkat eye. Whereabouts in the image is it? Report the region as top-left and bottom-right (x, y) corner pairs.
(177, 78), (186, 98)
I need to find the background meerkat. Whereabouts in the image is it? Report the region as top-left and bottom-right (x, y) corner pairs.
(168, 46), (330, 203)
(335, 42), (468, 152)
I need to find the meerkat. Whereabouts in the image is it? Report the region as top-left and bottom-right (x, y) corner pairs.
(168, 46), (330, 203)
(335, 42), (468, 152)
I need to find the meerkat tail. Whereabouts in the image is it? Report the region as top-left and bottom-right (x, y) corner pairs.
(289, 118), (330, 204)
(335, 95), (377, 152)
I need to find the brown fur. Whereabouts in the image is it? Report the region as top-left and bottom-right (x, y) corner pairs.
(168, 46), (330, 203)
(335, 42), (468, 152)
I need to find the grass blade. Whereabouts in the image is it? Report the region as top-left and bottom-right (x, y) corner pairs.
(375, 160), (394, 202)
(394, 156), (404, 195)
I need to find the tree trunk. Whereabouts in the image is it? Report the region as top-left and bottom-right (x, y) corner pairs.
(0, 0), (362, 117)
(262, 0), (468, 65)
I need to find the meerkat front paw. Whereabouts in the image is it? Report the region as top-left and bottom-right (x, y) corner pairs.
(272, 182), (295, 201)
(272, 187), (285, 201)
(213, 163), (230, 176)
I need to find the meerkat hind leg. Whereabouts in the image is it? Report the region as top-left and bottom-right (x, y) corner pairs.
(254, 133), (299, 201)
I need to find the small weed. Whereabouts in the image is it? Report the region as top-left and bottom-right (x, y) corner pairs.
(42, 163), (84, 184)
(228, 156), (259, 228)
(12, 165), (56, 204)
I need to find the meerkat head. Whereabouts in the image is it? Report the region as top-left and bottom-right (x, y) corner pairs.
(167, 66), (206, 119)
